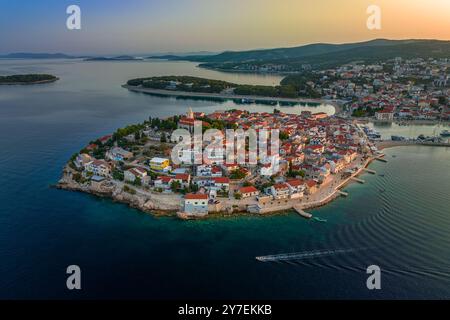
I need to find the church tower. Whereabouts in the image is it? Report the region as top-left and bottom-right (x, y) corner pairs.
(187, 107), (194, 119)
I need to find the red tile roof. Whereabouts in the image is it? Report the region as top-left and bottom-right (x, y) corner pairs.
(175, 173), (190, 181)
(212, 177), (230, 184)
(239, 186), (259, 194)
(306, 180), (317, 188)
(286, 179), (304, 187)
(157, 176), (172, 183)
(185, 193), (208, 200)
(273, 183), (289, 190)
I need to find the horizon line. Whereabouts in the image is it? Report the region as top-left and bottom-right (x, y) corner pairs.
(2, 37), (450, 57)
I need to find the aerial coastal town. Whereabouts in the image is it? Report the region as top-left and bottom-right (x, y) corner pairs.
(58, 107), (385, 219)
(57, 56), (450, 219)
(317, 57), (450, 122)
(125, 57), (450, 125)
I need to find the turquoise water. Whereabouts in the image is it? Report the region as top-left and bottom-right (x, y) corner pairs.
(0, 60), (449, 299)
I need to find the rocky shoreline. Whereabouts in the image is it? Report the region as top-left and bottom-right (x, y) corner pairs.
(56, 164), (182, 216)
(55, 154), (376, 220)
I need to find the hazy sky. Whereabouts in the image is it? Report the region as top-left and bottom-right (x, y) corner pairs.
(1, 0), (450, 54)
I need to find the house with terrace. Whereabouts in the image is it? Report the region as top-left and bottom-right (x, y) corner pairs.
(107, 147), (133, 162)
(124, 167), (148, 184)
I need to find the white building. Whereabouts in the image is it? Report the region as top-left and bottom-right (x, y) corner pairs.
(86, 160), (111, 177)
(75, 153), (93, 169)
(124, 167), (148, 183)
(286, 179), (306, 199)
(270, 183), (290, 200)
(184, 193), (209, 215)
(239, 186), (260, 198)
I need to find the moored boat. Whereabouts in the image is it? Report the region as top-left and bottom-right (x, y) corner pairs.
(440, 130), (450, 137)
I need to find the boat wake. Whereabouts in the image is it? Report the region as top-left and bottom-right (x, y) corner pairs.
(256, 247), (368, 262)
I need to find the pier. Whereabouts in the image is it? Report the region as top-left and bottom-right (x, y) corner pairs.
(293, 205), (312, 219)
(375, 157), (388, 162)
(350, 177), (365, 184)
(362, 168), (376, 174)
(337, 190), (349, 197)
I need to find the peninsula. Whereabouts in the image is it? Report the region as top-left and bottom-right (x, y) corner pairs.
(0, 74), (59, 85)
(57, 108), (385, 219)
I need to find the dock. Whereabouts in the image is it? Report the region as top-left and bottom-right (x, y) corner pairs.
(337, 190), (349, 197)
(293, 205), (312, 219)
(350, 177), (365, 184)
(374, 154), (388, 162)
(362, 168), (376, 174)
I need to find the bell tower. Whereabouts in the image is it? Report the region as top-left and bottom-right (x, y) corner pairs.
(187, 107), (194, 119)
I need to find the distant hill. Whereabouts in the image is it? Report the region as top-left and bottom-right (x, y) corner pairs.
(84, 55), (144, 61)
(147, 54), (214, 61)
(0, 53), (78, 59)
(158, 39), (450, 71)
(147, 51), (217, 59)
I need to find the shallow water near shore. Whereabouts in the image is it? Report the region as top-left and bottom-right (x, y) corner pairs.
(1, 59), (450, 299)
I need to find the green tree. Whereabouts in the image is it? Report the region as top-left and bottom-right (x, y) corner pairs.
(230, 169), (246, 180)
(160, 132), (167, 143)
(170, 180), (181, 192)
(112, 169), (124, 181)
(134, 177), (142, 186)
(438, 96), (448, 105)
(72, 173), (82, 183)
(134, 131), (141, 141)
(279, 131), (290, 140)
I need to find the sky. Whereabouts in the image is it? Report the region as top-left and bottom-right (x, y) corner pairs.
(1, 0), (450, 55)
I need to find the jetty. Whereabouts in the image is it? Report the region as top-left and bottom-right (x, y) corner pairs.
(337, 190), (349, 197)
(350, 177), (365, 184)
(293, 205), (312, 219)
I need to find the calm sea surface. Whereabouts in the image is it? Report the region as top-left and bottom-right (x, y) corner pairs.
(0, 59), (449, 299)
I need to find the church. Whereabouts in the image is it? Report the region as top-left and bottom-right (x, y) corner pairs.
(177, 108), (206, 133)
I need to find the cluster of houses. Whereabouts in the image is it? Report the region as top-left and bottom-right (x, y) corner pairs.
(314, 58), (450, 121)
(72, 107), (368, 217)
(172, 108), (364, 215)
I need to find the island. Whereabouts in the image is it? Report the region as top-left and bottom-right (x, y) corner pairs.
(57, 107), (389, 219)
(0, 74), (59, 85)
(84, 55), (144, 61)
(124, 75), (323, 105)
